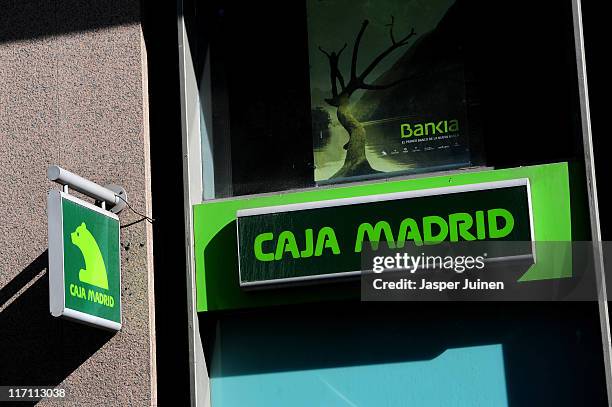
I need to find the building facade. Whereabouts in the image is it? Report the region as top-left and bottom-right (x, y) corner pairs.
(0, 1), (157, 405)
(1, 0), (611, 406)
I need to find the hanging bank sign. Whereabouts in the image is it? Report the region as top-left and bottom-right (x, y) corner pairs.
(237, 179), (534, 288)
(48, 190), (122, 330)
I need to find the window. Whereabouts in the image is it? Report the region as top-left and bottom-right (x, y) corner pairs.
(185, 0), (582, 202)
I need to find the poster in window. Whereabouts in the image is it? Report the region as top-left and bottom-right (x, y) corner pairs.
(308, 0), (471, 184)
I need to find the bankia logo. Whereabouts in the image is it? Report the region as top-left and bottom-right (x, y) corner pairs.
(400, 119), (460, 138)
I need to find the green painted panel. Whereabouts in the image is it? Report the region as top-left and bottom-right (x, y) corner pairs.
(194, 163), (571, 311)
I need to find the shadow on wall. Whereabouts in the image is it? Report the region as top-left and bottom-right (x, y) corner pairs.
(0, 251), (113, 398)
(0, 0), (141, 44)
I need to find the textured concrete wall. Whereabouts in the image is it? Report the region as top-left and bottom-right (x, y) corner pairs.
(0, 1), (156, 405)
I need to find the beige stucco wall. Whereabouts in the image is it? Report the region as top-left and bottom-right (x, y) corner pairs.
(0, 2), (156, 405)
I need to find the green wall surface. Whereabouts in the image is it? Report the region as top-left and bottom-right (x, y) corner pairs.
(194, 163), (571, 312)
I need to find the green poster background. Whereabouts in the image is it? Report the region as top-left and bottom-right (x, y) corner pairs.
(62, 198), (121, 324)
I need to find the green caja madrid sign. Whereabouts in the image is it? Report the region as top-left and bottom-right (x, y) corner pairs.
(194, 163), (572, 311)
(237, 179), (533, 287)
(48, 190), (121, 330)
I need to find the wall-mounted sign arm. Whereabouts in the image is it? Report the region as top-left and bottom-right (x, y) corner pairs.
(47, 165), (127, 214)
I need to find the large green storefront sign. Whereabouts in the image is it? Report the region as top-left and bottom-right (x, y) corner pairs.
(237, 180), (533, 287)
(194, 163), (572, 312)
(48, 190), (121, 330)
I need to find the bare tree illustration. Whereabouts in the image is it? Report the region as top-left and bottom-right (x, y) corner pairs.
(319, 17), (417, 178)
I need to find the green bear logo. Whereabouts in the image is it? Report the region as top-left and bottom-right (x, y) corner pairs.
(71, 222), (109, 290)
